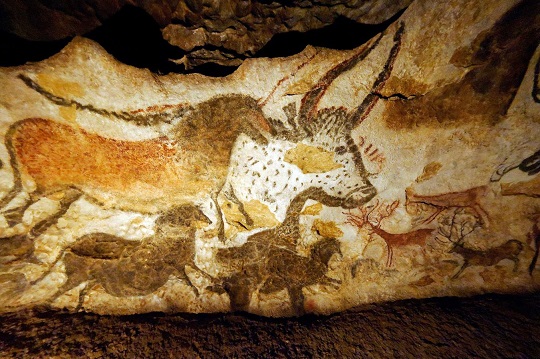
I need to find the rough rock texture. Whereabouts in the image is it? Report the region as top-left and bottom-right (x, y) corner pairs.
(1, 293), (539, 358)
(0, 0), (539, 317)
(0, 0), (411, 68)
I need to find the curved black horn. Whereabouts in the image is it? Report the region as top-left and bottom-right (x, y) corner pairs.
(297, 32), (384, 127)
(350, 22), (405, 127)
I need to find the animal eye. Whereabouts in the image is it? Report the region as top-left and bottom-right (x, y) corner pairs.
(335, 146), (346, 155)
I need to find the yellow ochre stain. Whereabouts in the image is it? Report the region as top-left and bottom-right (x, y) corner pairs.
(59, 104), (77, 122)
(37, 73), (84, 98)
(222, 199), (279, 234)
(312, 219), (343, 238)
(416, 162), (442, 182)
(301, 202), (323, 216)
(285, 143), (342, 174)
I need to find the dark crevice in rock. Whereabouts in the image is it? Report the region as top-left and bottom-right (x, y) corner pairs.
(0, 31), (70, 68)
(372, 92), (420, 100)
(255, 10), (406, 59)
(0, 5), (407, 77)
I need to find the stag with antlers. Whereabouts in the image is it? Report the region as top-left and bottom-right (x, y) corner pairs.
(437, 208), (523, 279)
(347, 200), (436, 267)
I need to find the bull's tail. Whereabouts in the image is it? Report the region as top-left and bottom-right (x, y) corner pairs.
(0, 121), (25, 211)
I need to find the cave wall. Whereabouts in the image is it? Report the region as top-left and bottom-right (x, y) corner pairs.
(0, 0), (539, 317)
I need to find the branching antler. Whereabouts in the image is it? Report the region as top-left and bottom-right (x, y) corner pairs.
(436, 208), (480, 246)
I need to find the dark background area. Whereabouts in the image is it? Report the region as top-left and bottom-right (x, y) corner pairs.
(1, 293), (539, 358)
(0, 5), (398, 76)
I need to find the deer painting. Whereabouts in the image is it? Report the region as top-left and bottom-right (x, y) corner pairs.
(346, 199), (436, 267)
(437, 209), (523, 279)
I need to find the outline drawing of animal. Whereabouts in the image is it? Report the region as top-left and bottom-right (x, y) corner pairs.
(0, 21), (404, 247)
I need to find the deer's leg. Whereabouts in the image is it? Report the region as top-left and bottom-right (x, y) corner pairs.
(452, 261), (468, 279)
(29, 188), (82, 238)
(386, 246), (394, 267)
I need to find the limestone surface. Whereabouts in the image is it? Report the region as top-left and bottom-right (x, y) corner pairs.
(0, 0), (539, 316)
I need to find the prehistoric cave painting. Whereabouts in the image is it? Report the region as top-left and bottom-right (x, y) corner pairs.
(405, 186), (490, 226)
(31, 205), (212, 311)
(225, 23), (405, 218)
(346, 200), (436, 267)
(215, 187), (343, 315)
(0, 22), (405, 249)
(383, 0), (540, 129)
(436, 209), (523, 279)
(0, 95), (271, 233)
(356, 136), (386, 174)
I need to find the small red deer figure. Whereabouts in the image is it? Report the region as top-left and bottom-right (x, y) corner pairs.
(437, 208), (523, 279)
(347, 200), (436, 266)
(405, 186), (490, 226)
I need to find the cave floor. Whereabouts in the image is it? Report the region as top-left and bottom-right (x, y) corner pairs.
(1, 293), (539, 358)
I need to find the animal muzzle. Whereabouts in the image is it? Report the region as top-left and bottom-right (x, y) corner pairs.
(342, 184), (377, 209)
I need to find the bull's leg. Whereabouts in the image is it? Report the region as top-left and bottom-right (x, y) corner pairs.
(0, 182), (23, 212)
(211, 193), (226, 242)
(2, 198), (34, 227)
(0, 234), (38, 264)
(29, 188), (82, 238)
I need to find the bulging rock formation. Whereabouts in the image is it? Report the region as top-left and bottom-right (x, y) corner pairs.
(0, 0), (411, 68)
(0, 0), (538, 316)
